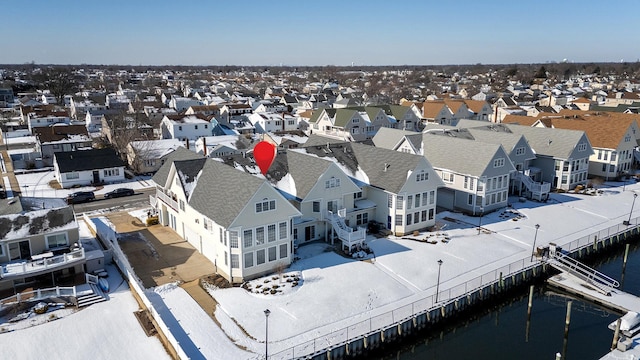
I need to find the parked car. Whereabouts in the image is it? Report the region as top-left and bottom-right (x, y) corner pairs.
(104, 188), (135, 199)
(67, 191), (95, 204)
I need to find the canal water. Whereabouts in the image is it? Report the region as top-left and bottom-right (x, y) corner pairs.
(378, 241), (640, 360)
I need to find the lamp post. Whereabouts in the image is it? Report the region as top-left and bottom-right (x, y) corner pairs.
(624, 193), (638, 226)
(478, 206), (484, 235)
(435, 259), (443, 303)
(530, 224), (540, 262)
(264, 309), (270, 359)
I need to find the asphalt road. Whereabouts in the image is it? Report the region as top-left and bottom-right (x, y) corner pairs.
(71, 187), (156, 213)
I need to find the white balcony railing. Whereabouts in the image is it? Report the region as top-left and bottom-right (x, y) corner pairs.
(155, 189), (179, 211)
(0, 248), (86, 279)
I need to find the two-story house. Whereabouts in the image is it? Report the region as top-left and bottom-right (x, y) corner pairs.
(33, 124), (93, 166)
(152, 152), (301, 284)
(0, 197), (88, 292)
(160, 114), (213, 141)
(125, 138), (184, 174)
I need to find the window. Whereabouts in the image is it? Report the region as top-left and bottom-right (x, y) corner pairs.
(578, 143), (587, 151)
(205, 124), (208, 129)
(313, 201), (320, 212)
(611, 152), (617, 162)
(178, 126), (183, 131)
(406, 213), (412, 226)
(493, 158), (505, 168)
(421, 210), (427, 222)
(515, 147), (525, 156)
(416, 172), (428, 182)
(268, 224), (276, 242)
(464, 176), (469, 189)
(356, 213), (369, 225)
(279, 244), (288, 259)
(429, 208), (434, 220)
(230, 231), (238, 248)
(279, 222), (287, 239)
(625, 134), (632, 142)
(469, 177), (474, 191)
(288, 120), (295, 125)
(602, 163), (607, 172)
(194, 125), (198, 130)
(407, 195), (413, 209)
(353, 117), (360, 123)
(354, 191), (363, 199)
(415, 194), (420, 208)
(325, 177), (341, 188)
(256, 227), (265, 245)
(179, 200), (185, 211)
(422, 192), (428, 206)
(429, 191), (435, 205)
(268, 246), (277, 261)
(396, 196), (404, 210)
(231, 254), (239, 268)
(603, 151), (608, 161)
(47, 233), (67, 249)
(244, 252), (253, 268)
(257, 249), (265, 265)
(414, 212), (419, 224)
(442, 172), (454, 182)
(224, 251), (228, 266)
(220, 228), (223, 243)
(468, 194), (473, 205)
(104, 168), (120, 177)
(388, 194), (393, 208)
(65, 172), (79, 180)
(395, 214), (403, 226)
(243, 229), (253, 248)
(256, 199), (276, 213)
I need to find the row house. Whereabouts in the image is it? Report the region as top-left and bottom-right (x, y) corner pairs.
(504, 124), (593, 190)
(373, 127), (515, 214)
(151, 149), (301, 284)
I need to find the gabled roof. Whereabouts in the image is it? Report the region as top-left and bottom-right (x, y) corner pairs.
(55, 148), (125, 173)
(463, 99), (488, 113)
(502, 115), (538, 126)
(301, 133), (349, 148)
(285, 150), (332, 199)
(422, 101), (449, 118)
(188, 159), (269, 228)
(504, 124), (588, 159)
(422, 133), (512, 176)
(371, 127), (418, 150)
(333, 109), (358, 127)
(174, 158), (207, 199)
(466, 128), (531, 156)
(152, 147), (205, 187)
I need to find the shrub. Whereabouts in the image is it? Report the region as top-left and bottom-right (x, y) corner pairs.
(146, 216), (159, 226)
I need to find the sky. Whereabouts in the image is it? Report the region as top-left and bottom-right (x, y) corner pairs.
(2, 0), (639, 67)
(5, 175), (640, 359)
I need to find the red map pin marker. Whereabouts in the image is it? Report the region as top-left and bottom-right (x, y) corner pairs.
(254, 141), (276, 176)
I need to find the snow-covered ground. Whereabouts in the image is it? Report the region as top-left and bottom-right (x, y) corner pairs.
(13, 169), (155, 199)
(5, 169), (640, 359)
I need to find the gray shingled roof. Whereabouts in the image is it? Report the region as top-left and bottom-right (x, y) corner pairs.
(350, 142), (428, 193)
(285, 150), (332, 199)
(371, 127), (417, 150)
(465, 128), (526, 154)
(422, 133), (508, 176)
(504, 124), (586, 159)
(188, 159), (268, 228)
(174, 158), (207, 198)
(302, 133), (350, 148)
(152, 147), (205, 187)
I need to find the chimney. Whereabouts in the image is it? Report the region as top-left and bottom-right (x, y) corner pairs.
(203, 137), (207, 156)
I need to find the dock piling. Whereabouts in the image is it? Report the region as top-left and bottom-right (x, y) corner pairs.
(611, 318), (622, 351)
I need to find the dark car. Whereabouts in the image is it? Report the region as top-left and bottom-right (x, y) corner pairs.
(104, 188), (135, 199)
(67, 191), (95, 204)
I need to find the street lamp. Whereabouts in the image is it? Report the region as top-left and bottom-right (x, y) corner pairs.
(478, 206), (484, 235)
(624, 193), (638, 226)
(530, 224), (540, 262)
(435, 259), (443, 303)
(264, 309), (270, 359)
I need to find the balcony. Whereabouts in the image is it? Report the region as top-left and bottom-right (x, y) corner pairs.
(0, 248), (86, 280)
(155, 189), (179, 211)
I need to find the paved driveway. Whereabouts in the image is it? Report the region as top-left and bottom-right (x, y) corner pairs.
(105, 212), (215, 288)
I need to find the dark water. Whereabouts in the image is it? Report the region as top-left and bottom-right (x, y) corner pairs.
(379, 242), (640, 360)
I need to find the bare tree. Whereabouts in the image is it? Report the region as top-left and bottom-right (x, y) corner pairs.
(38, 67), (79, 104)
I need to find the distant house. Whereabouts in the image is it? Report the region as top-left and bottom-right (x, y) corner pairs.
(54, 148), (126, 188)
(247, 112), (298, 133)
(160, 114), (213, 141)
(0, 197), (90, 292)
(33, 124), (93, 166)
(26, 111), (71, 133)
(126, 138), (184, 174)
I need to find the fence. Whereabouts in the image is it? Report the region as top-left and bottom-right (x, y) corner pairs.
(0, 286), (77, 307)
(82, 214), (190, 360)
(267, 216), (640, 360)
